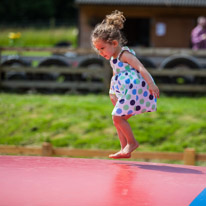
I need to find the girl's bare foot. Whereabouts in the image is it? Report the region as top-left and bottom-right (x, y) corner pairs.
(109, 151), (131, 159)
(123, 142), (139, 155)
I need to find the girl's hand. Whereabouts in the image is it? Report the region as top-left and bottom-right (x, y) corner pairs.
(110, 94), (118, 106)
(149, 83), (160, 99)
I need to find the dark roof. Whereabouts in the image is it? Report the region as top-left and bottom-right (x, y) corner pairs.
(75, 0), (206, 7)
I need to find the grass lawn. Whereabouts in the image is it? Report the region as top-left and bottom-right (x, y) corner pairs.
(0, 27), (78, 48)
(0, 93), (206, 156)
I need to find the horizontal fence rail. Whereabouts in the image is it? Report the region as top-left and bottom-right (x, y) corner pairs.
(1, 47), (206, 57)
(0, 143), (205, 166)
(1, 47), (206, 93)
(0, 66), (206, 93)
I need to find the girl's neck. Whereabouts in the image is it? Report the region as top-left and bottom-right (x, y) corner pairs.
(112, 45), (122, 59)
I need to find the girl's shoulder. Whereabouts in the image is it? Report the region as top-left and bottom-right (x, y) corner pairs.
(122, 46), (136, 55)
(118, 46), (136, 59)
(118, 46), (136, 62)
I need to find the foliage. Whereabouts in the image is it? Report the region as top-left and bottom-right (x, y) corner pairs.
(0, 0), (77, 25)
(0, 94), (206, 154)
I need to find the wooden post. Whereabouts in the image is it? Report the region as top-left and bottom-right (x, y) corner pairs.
(103, 60), (112, 93)
(42, 142), (53, 156)
(0, 47), (2, 89)
(183, 148), (196, 165)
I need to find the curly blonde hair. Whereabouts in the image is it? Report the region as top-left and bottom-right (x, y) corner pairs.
(91, 10), (127, 45)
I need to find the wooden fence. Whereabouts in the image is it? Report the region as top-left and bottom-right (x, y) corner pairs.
(0, 65), (111, 93)
(1, 47), (206, 93)
(0, 143), (206, 166)
(1, 65), (206, 93)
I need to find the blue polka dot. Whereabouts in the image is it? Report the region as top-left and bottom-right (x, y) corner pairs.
(155, 98), (157, 102)
(133, 79), (140, 84)
(118, 62), (123, 67)
(116, 108), (122, 114)
(125, 79), (130, 84)
(143, 91), (148, 97)
(118, 81), (121, 85)
(136, 95), (139, 101)
(128, 110), (133, 115)
(132, 89), (136, 95)
(113, 59), (117, 64)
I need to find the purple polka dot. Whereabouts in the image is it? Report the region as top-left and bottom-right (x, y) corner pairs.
(119, 99), (125, 104)
(115, 75), (118, 80)
(113, 59), (117, 64)
(142, 81), (146, 87)
(149, 94), (154, 100)
(136, 106), (141, 111)
(130, 100), (135, 105)
(129, 84), (133, 89)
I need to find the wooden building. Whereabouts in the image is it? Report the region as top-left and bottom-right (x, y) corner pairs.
(75, 0), (206, 48)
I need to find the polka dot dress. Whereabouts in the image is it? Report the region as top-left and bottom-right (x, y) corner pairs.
(109, 46), (157, 116)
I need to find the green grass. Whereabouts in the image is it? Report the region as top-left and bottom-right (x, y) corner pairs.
(0, 93), (206, 156)
(0, 27), (78, 48)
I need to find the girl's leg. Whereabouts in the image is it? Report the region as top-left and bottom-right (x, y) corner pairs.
(115, 126), (127, 150)
(109, 94), (127, 153)
(109, 94), (137, 158)
(109, 125), (128, 158)
(109, 116), (132, 158)
(112, 115), (139, 155)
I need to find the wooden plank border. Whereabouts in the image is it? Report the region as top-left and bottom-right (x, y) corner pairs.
(0, 144), (206, 165)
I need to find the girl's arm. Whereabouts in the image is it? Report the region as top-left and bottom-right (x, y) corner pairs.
(121, 51), (159, 98)
(191, 29), (206, 44)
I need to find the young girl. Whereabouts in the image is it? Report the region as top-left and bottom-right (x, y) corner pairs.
(91, 10), (159, 159)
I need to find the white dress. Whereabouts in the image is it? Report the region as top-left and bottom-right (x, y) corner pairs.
(109, 46), (157, 116)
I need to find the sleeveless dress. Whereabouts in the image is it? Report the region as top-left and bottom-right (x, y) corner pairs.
(109, 46), (157, 116)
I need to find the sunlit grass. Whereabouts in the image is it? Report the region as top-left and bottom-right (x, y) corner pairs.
(0, 26), (78, 48)
(0, 93), (206, 155)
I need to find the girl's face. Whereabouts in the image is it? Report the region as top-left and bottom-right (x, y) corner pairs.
(93, 39), (120, 60)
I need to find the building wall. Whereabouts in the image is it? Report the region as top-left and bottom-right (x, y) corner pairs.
(78, 5), (206, 48)
(151, 17), (194, 48)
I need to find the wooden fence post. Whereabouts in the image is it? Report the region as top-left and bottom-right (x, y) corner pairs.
(0, 47), (2, 89)
(103, 60), (112, 93)
(42, 142), (53, 156)
(183, 148), (196, 165)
